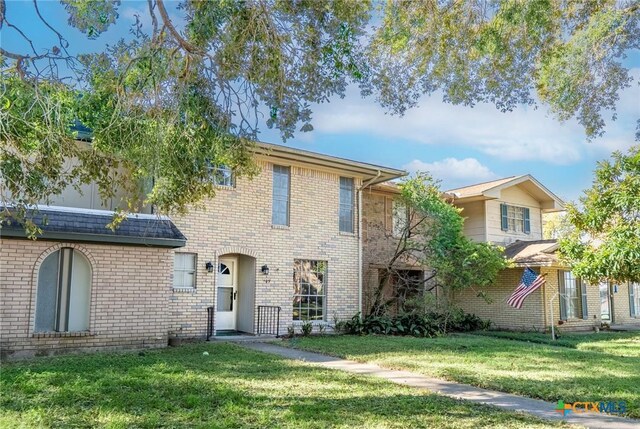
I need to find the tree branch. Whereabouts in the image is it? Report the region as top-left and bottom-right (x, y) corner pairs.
(156, 0), (200, 54)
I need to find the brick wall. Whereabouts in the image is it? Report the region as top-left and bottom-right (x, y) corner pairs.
(170, 159), (362, 336)
(0, 239), (172, 359)
(456, 268), (546, 330)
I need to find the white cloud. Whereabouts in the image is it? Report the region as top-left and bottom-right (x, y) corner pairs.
(306, 69), (640, 165)
(403, 158), (498, 189)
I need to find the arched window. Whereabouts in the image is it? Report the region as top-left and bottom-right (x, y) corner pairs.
(35, 248), (92, 332)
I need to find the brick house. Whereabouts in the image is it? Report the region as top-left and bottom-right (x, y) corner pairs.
(0, 142), (404, 358)
(448, 175), (640, 331)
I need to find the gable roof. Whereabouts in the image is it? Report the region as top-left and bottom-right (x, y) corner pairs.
(446, 174), (565, 212)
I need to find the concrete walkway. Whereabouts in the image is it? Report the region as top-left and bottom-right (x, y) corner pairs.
(238, 342), (639, 429)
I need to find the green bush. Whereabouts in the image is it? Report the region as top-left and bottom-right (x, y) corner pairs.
(339, 311), (490, 337)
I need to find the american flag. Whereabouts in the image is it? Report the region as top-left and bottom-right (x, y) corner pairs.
(507, 268), (545, 309)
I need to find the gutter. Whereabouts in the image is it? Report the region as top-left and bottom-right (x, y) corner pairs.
(357, 170), (382, 317)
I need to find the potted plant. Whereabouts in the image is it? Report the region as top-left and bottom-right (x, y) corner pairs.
(168, 328), (183, 347)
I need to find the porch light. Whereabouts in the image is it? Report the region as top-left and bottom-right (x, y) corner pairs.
(205, 261), (214, 273)
(261, 265), (270, 275)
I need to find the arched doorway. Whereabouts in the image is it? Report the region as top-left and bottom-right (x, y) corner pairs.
(216, 253), (256, 334)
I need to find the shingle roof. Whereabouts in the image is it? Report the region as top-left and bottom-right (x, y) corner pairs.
(1, 207), (186, 248)
(504, 239), (560, 266)
(446, 176), (522, 198)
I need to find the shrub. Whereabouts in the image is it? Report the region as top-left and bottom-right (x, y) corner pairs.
(339, 311), (490, 337)
(301, 321), (313, 336)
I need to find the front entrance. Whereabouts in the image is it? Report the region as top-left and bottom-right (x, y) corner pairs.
(216, 257), (237, 331)
(600, 281), (613, 322)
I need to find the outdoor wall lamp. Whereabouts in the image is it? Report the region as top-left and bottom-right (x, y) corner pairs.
(205, 261), (214, 273)
(261, 265), (270, 275)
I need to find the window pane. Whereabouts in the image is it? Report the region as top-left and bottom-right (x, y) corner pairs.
(174, 253), (196, 289)
(68, 252), (91, 331)
(35, 251), (60, 332)
(208, 164), (234, 187)
(393, 201), (407, 237)
(217, 287), (233, 311)
(272, 165), (290, 225)
(293, 259), (327, 321)
(339, 177), (354, 232)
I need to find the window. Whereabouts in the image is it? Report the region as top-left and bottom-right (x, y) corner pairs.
(631, 282), (640, 318)
(339, 177), (354, 233)
(173, 253), (196, 289)
(293, 260), (327, 321)
(500, 203), (530, 234)
(272, 165), (290, 226)
(35, 248), (92, 332)
(392, 200), (408, 238)
(208, 164), (234, 187)
(559, 270), (587, 320)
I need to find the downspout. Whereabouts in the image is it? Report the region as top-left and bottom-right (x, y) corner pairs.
(358, 170), (382, 318)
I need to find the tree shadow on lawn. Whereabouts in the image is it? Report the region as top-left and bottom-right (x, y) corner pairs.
(0, 344), (565, 428)
(285, 335), (640, 417)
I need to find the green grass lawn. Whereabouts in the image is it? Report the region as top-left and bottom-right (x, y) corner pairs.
(472, 330), (640, 357)
(0, 342), (570, 428)
(281, 332), (640, 418)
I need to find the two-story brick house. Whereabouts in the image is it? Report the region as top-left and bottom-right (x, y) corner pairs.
(0, 141), (404, 358)
(448, 175), (640, 331)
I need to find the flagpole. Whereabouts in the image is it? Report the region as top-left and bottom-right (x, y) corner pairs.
(550, 292), (558, 341)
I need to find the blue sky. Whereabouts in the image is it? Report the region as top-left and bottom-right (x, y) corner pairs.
(2, 1), (639, 202)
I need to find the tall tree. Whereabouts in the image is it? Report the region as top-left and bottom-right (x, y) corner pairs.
(559, 145), (640, 283)
(0, 0), (371, 229)
(368, 174), (507, 316)
(1, 1), (638, 231)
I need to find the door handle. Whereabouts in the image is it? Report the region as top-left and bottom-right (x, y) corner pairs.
(233, 291), (237, 300)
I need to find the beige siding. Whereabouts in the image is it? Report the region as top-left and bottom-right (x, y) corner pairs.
(485, 186), (543, 245)
(457, 201), (486, 242)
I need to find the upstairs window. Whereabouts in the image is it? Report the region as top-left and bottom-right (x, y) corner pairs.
(35, 248), (92, 332)
(272, 165), (290, 226)
(339, 177), (354, 233)
(500, 203), (530, 234)
(392, 200), (409, 238)
(209, 164), (234, 187)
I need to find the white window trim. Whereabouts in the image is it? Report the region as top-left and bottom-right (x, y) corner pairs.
(173, 252), (197, 290)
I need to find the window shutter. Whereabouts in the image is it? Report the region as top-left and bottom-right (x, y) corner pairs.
(523, 208), (531, 234)
(558, 271), (567, 321)
(580, 279), (588, 319)
(630, 282), (636, 317)
(500, 204), (508, 231)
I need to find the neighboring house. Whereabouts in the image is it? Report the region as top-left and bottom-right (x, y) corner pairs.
(448, 175), (640, 331)
(0, 141), (404, 358)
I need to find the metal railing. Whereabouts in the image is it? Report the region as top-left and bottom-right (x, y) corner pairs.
(206, 306), (214, 341)
(257, 305), (281, 337)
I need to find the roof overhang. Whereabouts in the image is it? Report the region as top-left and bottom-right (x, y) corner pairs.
(453, 175), (565, 212)
(255, 142), (406, 185)
(1, 206), (186, 248)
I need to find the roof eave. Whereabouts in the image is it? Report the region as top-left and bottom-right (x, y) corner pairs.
(1, 229), (187, 248)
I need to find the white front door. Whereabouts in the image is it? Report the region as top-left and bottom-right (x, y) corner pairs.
(216, 258), (237, 331)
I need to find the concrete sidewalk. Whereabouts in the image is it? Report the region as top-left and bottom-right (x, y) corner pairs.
(238, 341), (639, 429)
